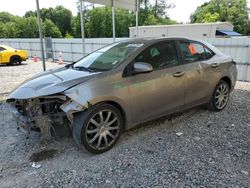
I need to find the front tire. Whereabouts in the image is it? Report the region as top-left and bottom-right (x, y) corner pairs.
(73, 103), (123, 154)
(208, 80), (230, 111)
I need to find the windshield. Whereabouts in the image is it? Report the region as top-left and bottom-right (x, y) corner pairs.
(73, 42), (144, 71)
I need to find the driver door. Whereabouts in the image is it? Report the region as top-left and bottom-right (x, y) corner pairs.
(126, 40), (186, 124)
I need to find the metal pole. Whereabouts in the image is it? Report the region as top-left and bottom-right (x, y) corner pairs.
(79, 0), (85, 56)
(243, 43), (250, 81)
(112, 0), (116, 42)
(136, 0), (139, 37)
(35, 0), (46, 71)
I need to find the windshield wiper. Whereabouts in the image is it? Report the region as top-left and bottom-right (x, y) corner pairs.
(73, 66), (96, 72)
(65, 61), (78, 68)
(74, 66), (107, 72)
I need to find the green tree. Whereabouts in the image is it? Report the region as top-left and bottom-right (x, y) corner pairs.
(86, 7), (134, 38)
(0, 23), (7, 38)
(243, 20), (250, 35)
(50, 6), (72, 36)
(138, 0), (176, 26)
(72, 14), (81, 38)
(42, 19), (62, 38)
(191, 0), (249, 35)
(153, 0), (174, 18)
(24, 11), (36, 18)
(2, 22), (20, 38)
(203, 12), (220, 22)
(87, 7), (110, 37)
(25, 6), (73, 37)
(0, 12), (17, 23)
(17, 17), (38, 38)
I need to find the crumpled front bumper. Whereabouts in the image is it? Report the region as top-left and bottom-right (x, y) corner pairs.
(10, 106), (52, 137)
(11, 106), (31, 131)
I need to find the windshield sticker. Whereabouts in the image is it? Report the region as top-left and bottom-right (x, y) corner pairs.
(126, 43), (144, 48)
(112, 60), (119, 65)
(188, 44), (197, 55)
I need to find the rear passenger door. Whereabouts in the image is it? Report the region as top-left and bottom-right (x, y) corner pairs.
(177, 40), (217, 107)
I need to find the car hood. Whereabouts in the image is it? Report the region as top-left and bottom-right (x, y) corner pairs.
(7, 67), (101, 99)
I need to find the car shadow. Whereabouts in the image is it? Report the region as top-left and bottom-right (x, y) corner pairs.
(0, 63), (28, 67)
(121, 87), (250, 134)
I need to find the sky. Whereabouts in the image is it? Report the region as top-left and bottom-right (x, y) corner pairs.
(0, 0), (249, 23)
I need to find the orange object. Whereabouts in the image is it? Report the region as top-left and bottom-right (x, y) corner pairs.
(33, 52), (38, 62)
(58, 52), (63, 64)
(188, 44), (197, 55)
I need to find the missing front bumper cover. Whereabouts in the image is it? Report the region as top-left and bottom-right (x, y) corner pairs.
(11, 106), (69, 138)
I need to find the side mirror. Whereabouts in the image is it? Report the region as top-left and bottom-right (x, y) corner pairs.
(133, 62), (153, 74)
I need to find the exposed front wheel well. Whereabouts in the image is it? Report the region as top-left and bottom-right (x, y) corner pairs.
(220, 76), (232, 91)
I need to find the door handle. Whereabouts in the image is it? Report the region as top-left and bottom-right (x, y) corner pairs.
(211, 63), (219, 68)
(173, 71), (185, 77)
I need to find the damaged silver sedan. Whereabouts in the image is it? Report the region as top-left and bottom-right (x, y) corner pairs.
(7, 37), (237, 153)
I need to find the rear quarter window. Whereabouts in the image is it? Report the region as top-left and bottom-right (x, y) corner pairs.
(204, 47), (215, 59)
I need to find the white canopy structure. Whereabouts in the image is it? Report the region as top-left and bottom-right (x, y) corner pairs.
(35, 0), (139, 71)
(84, 0), (138, 11)
(79, 0), (139, 54)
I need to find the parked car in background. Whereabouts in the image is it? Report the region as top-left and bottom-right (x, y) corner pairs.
(7, 37), (237, 154)
(0, 45), (28, 65)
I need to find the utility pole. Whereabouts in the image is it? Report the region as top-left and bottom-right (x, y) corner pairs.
(35, 0), (46, 71)
(111, 0), (116, 42)
(136, 0), (139, 37)
(79, 0), (85, 56)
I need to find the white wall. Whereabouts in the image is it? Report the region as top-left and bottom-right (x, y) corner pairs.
(0, 38), (128, 62)
(130, 25), (216, 39)
(205, 37), (250, 81)
(0, 37), (249, 81)
(129, 23), (234, 39)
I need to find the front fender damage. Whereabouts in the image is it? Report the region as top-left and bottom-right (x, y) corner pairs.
(60, 99), (87, 123)
(8, 95), (88, 138)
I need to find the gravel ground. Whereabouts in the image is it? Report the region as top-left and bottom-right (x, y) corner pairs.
(0, 60), (61, 98)
(0, 61), (249, 187)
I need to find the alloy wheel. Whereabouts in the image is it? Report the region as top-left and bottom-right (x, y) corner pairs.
(85, 110), (120, 150)
(214, 83), (229, 109)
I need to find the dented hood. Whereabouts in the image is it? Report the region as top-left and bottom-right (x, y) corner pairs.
(7, 67), (100, 99)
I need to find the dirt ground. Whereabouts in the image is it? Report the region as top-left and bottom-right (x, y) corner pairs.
(0, 61), (249, 187)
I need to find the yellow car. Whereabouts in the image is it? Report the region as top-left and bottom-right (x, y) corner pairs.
(0, 45), (28, 65)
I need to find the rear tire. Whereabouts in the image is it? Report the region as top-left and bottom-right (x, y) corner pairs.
(73, 103), (123, 154)
(10, 57), (21, 65)
(208, 80), (230, 112)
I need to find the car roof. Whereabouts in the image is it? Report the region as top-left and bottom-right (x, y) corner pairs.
(116, 37), (223, 55)
(117, 36), (204, 44)
(0, 45), (15, 50)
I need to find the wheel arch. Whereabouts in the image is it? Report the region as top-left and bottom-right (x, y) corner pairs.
(9, 55), (21, 62)
(219, 76), (232, 90)
(89, 100), (127, 130)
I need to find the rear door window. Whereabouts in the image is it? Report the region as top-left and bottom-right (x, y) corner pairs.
(179, 41), (214, 63)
